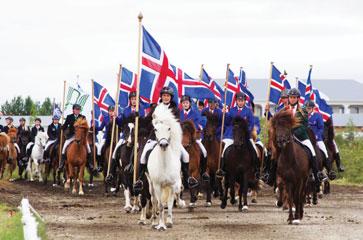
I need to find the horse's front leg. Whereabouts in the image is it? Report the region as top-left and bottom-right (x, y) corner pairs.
(28, 159), (34, 182)
(72, 167), (78, 194)
(153, 185), (166, 231)
(64, 163), (71, 191)
(38, 161), (44, 183)
(238, 180), (243, 211)
(78, 164), (85, 195)
(123, 187), (132, 213)
(220, 177), (229, 209)
(230, 177), (236, 206)
(166, 190), (175, 228)
(242, 175), (249, 212)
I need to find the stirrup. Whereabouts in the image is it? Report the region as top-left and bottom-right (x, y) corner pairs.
(105, 174), (114, 184)
(328, 171), (337, 180)
(202, 172), (210, 182)
(188, 177), (199, 189)
(216, 169), (225, 178)
(317, 172), (328, 182)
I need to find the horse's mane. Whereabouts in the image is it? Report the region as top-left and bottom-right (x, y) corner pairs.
(271, 110), (298, 129)
(152, 104), (182, 149)
(232, 117), (250, 142)
(203, 111), (219, 125)
(8, 128), (17, 137)
(0, 133), (10, 146)
(181, 120), (196, 142)
(74, 118), (89, 129)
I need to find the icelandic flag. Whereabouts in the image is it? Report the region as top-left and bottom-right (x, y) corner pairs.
(305, 67), (315, 102)
(238, 68), (254, 105)
(93, 81), (115, 124)
(200, 67), (224, 103)
(226, 68), (240, 107)
(140, 26), (179, 104)
(171, 65), (215, 101)
(298, 79), (306, 105)
(314, 89), (333, 121)
(268, 65), (290, 105)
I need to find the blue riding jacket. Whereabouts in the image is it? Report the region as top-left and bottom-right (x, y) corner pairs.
(254, 116), (261, 142)
(224, 106), (254, 140)
(180, 108), (205, 132)
(308, 111), (324, 141)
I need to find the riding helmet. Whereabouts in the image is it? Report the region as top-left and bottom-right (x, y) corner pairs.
(305, 100), (315, 108)
(73, 104), (82, 110)
(288, 88), (301, 97)
(235, 92), (247, 100)
(181, 95), (191, 103)
(280, 89), (289, 98)
(52, 115), (60, 120)
(129, 91), (137, 99)
(108, 105), (115, 111)
(207, 98), (216, 104)
(160, 86), (174, 97)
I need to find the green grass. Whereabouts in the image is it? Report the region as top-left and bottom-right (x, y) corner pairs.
(35, 215), (47, 240)
(0, 203), (24, 240)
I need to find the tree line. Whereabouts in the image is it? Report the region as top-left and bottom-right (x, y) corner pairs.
(0, 96), (54, 116)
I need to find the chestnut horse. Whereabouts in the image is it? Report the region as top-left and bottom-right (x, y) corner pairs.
(202, 112), (222, 205)
(221, 117), (259, 212)
(64, 118), (89, 195)
(270, 110), (310, 225)
(0, 133), (10, 179)
(7, 128), (18, 181)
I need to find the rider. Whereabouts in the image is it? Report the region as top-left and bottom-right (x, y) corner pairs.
(201, 98), (223, 140)
(197, 100), (205, 112)
(305, 100), (336, 180)
(17, 117), (30, 135)
(3, 116), (16, 134)
(287, 88), (326, 190)
(106, 91), (145, 182)
(264, 89), (289, 120)
(133, 86), (197, 192)
(26, 117), (45, 156)
(43, 115), (62, 163)
(216, 92), (260, 179)
(58, 104), (96, 175)
(180, 95), (209, 181)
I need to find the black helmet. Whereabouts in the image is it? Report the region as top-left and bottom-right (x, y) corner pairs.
(73, 104), (81, 110)
(52, 115), (60, 120)
(108, 105), (115, 111)
(160, 86), (174, 97)
(129, 91), (137, 99)
(180, 95), (191, 103)
(305, 100), (315, 108)
(288, 88), (301, 97)
(5, 116), (14, 122)
(280, 89), (289, 98)
(19, 117), (26, 122)
(207, 98), (216, 103)
(35, 117), (41, 123)
(235, 92), (246, 100)
(198, 100), (205, 107)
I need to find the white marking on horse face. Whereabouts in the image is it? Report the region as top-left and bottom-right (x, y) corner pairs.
(154, 122), (171, 149)
(127, 123), (135, 144)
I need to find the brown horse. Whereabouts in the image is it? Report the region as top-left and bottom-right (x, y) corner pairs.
(181, 120), (200, 208)
(270, 110), (309, 224)
(202, 112), (222, 205)
(0, 133), (10, 179)
(64, 118), (89, 195)
(220, 117), (259, 212)
(7, 128), (18, 181)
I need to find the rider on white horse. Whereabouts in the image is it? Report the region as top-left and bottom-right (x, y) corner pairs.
(43, 115), (61, 163)
(58, 104), (96, 175)
(306, 100), (336, 180)
(133, 86), (198, 192)
(216, 92), (261, 179)
(179, 95), (209, 181)
(26, 117), (45, 156)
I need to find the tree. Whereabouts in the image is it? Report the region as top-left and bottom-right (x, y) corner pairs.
(39, 98), (52, 115)
(24, 96), (35, 115)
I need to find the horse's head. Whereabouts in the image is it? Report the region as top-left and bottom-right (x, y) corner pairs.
(271, 110), (297, 148)
(203, 112), (218, 142)
(125, 123), (135, 147)
(323, 118), (334, 142)
(232, 117), (249, 146)
(35, 132), (48, 149)
(74, 118), (89, 144)
(153, 120), (171, 150)
(19, 131), (31, 146)
(7, 128), (17, 143)
(181, 120), (196, 148)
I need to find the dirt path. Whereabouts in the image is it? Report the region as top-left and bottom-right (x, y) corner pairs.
(1, 179), (362, 240)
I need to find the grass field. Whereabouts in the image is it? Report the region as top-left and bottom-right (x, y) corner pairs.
(0, 203), (24, 240)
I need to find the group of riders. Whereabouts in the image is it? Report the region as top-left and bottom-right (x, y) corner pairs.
(0, 86), (345, 191)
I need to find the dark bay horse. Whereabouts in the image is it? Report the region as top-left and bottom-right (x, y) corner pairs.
(17, 129), (31, 179)
(181, 120), (200, 208)
(64, 118), (89, 195)
(221, 117), (258, 212)
(44, 139), (61, 186)
(0, 133), (10, 179)
(202, 111), (222, 205)
(270, 110), (310, 224)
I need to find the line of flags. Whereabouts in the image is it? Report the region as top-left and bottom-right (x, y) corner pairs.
(90, 24), (333, 122)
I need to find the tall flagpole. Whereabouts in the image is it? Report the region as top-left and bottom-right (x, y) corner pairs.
(58, 80), (67, 169)
(91, 79), (97, 169)
(133, 12), (143, 184)
(217, 63), (230, 175)
(265, 62), (274, 121)
(107, 65), (122, 178)
(199, 64), (204, 81)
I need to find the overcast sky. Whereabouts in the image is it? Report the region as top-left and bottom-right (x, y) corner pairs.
(1, 0), (362, 104)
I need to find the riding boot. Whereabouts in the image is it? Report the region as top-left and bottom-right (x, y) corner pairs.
(267, 159), (277, 187)
(105, 158), (117, 184)
(87, 153), (98, 177)
(57, 154), (66, 171)
(133, 163), (147, 194)
(310, 156), (322, 192)
(200, 155), (209, 182)
(324, 156), (336, 180)
(335, 153), (345, 172)
(215, 157), (225, 179)
(96, 155), (103, 173)
(182, 161), (199, 189)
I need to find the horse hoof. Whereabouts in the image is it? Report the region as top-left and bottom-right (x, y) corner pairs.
(292, 219), (301, 225)
(205, 202), (212, 207)
(124, 206), (132, 213)
(155, 224), (167, 231)
(72, 189), (77, 194)
(30, 178), (34, 182)
(9, 178), (15, 182)
(251, 199), (257, 204)
(292, 207), (296, 212)
(220, 202), (227, 209)
(79, 191), (84, 196)
(110, 187), (116, 192)
(88, 183), (94, 187)
(178, 200), (186, 209)
(242, 205), (249, 212)
(138, 220), (146, 225)
(166, 222), (173, 228)
(189, 202), (196, 208)
(52, 184), (57, 187)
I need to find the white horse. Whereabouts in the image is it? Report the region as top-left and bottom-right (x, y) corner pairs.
(27, 132), (48, 182)
(146, 104), (184, 231)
